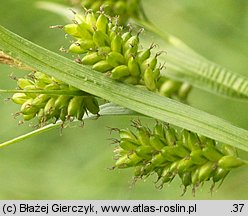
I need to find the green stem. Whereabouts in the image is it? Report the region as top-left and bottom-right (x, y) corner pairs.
(0, 89), (86, 96)
(0, 103), (137, 149)
(0, 123), (61, 148)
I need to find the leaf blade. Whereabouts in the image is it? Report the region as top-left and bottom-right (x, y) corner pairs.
(1, 25), (248, 151)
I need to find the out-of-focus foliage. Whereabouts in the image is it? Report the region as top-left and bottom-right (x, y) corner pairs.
(0, 0), (247, 199)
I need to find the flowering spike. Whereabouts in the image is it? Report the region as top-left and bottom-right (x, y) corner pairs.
(64, 10), (191, 100)
(11, 72), (99, 125)
(111, 120), (247, 195)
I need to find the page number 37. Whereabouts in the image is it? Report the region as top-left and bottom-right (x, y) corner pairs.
(231, 204), (244, 213)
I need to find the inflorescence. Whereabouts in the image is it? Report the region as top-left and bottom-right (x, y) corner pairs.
(11, 72), (99, 125)
(112, 120), (246, 195)
(64, 9), (191, 100)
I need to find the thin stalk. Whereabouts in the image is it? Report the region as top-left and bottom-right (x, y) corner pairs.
(0, 103), (137, 149)
(0, 123), (61, 148)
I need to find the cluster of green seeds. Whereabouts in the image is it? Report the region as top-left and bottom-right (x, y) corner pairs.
(112, 120), (246, 195)
(64, 10), (191, 99)
(75, 0), (141, 25)
(64, 9), (160, 91)
(11, 72), (99, 125)
(64, 10), (160, 91)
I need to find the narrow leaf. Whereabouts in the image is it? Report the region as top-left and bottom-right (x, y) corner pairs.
(0, 25), (248, 152)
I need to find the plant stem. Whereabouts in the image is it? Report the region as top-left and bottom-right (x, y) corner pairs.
(0, 103), (137, 149)
(0, 122), (62, 148)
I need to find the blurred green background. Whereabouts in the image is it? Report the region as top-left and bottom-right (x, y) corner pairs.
(0, 0), (248, 199)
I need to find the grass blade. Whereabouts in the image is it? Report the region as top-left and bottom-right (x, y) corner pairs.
(1, 25), (248, 152)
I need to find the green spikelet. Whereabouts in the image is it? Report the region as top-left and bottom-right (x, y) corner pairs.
(11, 72), (99, 125)
(111, 120), (247, 195)
(64, 10), (191, 100)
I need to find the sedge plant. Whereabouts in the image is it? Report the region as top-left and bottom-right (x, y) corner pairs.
(0, 0), (247, 196)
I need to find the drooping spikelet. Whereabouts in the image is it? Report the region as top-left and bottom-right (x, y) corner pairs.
(112, 120), (246, 195)
(11, 72), (99, 124)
